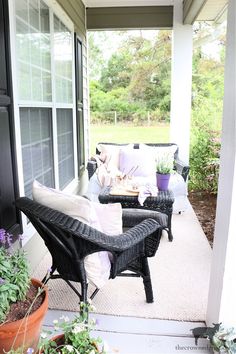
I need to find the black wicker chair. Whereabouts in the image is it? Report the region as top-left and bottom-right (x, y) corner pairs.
(16, 197), (166, 305)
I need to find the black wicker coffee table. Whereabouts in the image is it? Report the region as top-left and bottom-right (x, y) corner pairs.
(98, 187), (175, 241)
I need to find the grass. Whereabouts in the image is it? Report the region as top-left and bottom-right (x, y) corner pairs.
(89, 123), (170, 154)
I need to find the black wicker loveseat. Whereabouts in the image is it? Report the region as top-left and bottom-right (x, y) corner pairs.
(86, 142), (190, 214)
(87, 142), (189, 182)
(16, 197), (166, 305)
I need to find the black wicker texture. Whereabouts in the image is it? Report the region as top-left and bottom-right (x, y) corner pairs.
(87, 160), (97, 180)
(99, 187), (174, 241)
(87, 142), (189, 181)
(16, 197), (164, 303)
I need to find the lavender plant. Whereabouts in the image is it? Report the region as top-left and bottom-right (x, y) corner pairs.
(0, 228), (30, 323)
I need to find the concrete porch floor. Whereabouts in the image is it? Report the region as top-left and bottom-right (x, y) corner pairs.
(44, 310), (212, 353)
(42, 202), (213, 353)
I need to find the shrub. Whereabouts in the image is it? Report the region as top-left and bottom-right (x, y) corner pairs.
(189, 100), (221, 194)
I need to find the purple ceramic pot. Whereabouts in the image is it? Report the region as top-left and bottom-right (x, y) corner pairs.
(156, 173), (170, 191)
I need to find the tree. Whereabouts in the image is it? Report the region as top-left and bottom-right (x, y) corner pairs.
(100, 51), (132, 92)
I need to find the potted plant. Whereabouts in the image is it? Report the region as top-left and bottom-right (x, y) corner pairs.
(155, 153), (174, 191)
(0, 228), (48, 353)
(39, 302), (107, 353)
(192, 323), (236, 353)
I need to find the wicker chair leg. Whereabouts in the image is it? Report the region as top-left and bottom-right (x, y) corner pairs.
(41, 264), (56, 284)
(143, 275), (154, 303)
(81, 281), (88, 303)
(142, 258), (154, 303)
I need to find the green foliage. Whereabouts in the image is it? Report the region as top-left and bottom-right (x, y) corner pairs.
(89, 124), (170, 154)
(0, 230), (30, 323)
(189, 35), (225, 194)
(89, 30), (172, 122)
(189, 97), (221, 193)
(100, 52), (132, 92)
(192, 323), (236, 353)
(39, 302), (106, 354)
(156, 154), (174, 174)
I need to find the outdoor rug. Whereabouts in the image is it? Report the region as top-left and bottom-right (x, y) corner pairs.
(33, 205), (212, 321)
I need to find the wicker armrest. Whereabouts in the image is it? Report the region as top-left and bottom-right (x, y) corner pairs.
(122, 209), (166, 257)
(55, 215), (161, 252)
(87, 160), (98, 179)
(174, 158), (190, 181)
(16, 197), (161, 253)
(122, 208), (167, 229)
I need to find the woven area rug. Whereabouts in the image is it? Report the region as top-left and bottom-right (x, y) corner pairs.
(33, 205), (212, 321)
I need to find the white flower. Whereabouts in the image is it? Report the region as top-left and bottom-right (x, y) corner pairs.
(53, 319), (59, 324)
(91, 318), (96, 325)
(90, 305), (96, 312)
(40, 332), (48, 339)
(60, 315), (70, 322)
(72, 324), (83, 334)
(64, 345), (75, 352)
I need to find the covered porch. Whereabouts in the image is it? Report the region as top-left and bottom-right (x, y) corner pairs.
(1, 0), (236, 351)
(25, 0), (236, 346)
(55, 0), (236, 331)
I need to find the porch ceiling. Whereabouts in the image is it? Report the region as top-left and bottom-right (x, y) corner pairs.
(83, 0), (228, 24)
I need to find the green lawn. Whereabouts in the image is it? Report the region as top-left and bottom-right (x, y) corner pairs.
(89, 123), (170, 154)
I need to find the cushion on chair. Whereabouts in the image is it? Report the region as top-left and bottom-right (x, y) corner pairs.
(119, 147), (156, 177)
(97, 143), (133, 170)
(139, 143), (177, 166)
(32, 180), (122, 289)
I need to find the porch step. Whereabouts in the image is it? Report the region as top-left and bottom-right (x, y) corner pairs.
(43, 310), (211, 354)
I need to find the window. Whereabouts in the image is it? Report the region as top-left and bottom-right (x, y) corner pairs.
(20, 108), (54, 198)
(57, 109), (74, 189)
(54, 15), (73, 104)
(14, 0), (75, 199)
(16, 0), (52, 102)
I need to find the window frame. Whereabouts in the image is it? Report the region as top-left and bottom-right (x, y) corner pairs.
(8, 0), (78, 244)
(75, 35), (85, 173)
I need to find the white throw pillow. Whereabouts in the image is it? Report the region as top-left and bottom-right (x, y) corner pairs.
(140, 143), (177, 166)
(119, 147), (156, 177)
(92, 202), (123, 235)
(32, 180), (122, 289)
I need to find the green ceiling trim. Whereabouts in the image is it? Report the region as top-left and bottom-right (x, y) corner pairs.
(86, 6), (173, 30)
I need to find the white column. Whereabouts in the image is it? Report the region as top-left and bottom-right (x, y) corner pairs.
(206, 0), (236, 327)
(170, 0), (193, 163)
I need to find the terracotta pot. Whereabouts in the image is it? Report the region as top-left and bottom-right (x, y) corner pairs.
(0, 278), (48, 353)
(39, 334), (100, 353)
(38, 334), (64, 353)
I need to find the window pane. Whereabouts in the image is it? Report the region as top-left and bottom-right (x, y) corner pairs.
(16, 0), (52, 102)
(54, 15), (73, 103)
(57, 109), (74, 189)
(20, 108), (54, 198)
